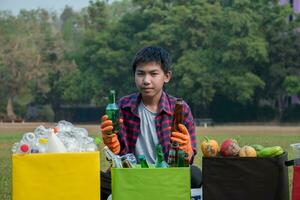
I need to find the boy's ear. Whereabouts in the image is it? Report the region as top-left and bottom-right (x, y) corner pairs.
(164, 71), (172, 83)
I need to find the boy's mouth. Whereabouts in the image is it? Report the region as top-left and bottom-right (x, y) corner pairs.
(142, 88), (153, 90)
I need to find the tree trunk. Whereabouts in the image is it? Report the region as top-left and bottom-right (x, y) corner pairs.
(6, 96), (17, 120)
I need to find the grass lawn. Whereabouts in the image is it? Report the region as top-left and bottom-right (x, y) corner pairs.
(0, 123), (299, 200)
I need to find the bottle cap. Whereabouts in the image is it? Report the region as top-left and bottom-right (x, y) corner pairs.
(53, 127), (59, 134)
(20, 144), (29, 152)
(39, 138), (48, 144)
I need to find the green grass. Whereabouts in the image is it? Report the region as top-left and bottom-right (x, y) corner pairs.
(0, 129), (299, 200)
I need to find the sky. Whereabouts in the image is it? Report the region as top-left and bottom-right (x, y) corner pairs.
(0, 0), (93, 15)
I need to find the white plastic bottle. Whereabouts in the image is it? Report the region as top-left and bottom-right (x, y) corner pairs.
(38, 138), (48, 153)
(46, 129), (67, 153)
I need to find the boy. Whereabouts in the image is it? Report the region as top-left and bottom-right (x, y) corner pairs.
(100, 46), (202, 199)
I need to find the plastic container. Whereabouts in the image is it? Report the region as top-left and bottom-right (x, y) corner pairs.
(47, 129), (67, 153)
(290, 143), (300, 165)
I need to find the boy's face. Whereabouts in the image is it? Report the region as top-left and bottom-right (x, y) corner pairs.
(135, 61), (171, 100)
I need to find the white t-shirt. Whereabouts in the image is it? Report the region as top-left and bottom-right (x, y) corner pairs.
(135, 101), (159, 164)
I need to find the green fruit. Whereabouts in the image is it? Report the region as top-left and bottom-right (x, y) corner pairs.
(272, 148), (284, 157)
(251, 144), (264, 152)
(257, 146), (283, 157)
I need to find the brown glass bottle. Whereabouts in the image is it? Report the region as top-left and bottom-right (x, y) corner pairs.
(168, 98), (184, 166)
(171, 98), (184, 132)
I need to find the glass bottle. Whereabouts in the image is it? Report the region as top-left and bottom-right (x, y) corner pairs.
(184, 152), (190, 167)
(177, 150), (185, 167)
(167, 145), (177, 167)
(139, 155), (149, 168)
(171, 98), (184, 132)
(106, 90), (120, 134)
(155, 144), (169, 168)
(168, 98), (184, 166)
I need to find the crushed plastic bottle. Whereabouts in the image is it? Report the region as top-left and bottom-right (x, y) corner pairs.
(12, 120), (98, 154)
(103, 146), (123, 168)
(11, 142), (20, 154)
(34, 125), (48, 139)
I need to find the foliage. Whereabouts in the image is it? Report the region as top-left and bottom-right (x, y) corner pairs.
(0, 0), (300, 122)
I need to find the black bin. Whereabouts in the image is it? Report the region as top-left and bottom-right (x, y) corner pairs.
(202, 152), (289, 200)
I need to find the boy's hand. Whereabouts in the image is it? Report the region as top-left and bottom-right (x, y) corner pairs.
(100, 115), (122, 154)
(171, 124), (194, 161)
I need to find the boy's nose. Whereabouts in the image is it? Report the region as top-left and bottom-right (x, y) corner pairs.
(143, 75), (151, 84)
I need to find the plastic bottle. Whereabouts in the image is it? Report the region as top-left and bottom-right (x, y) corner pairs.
(38, 138), (48, 153)
(21, 132), (39, 153)
(11, 142), (20, 154)
(46, 129), (67, 153)
(103, 146), (122, 168)
(16, 143), (31, 154)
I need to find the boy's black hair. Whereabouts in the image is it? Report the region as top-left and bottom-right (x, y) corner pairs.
(131, 46), (172, 74)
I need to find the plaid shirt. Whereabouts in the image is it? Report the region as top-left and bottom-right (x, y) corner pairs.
(117, 91), (197, 163)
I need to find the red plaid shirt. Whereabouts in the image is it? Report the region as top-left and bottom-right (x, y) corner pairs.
(118, 91), (197, 163)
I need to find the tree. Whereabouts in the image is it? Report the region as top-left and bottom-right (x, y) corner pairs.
(0, 11), (40, 120)
(0, 9), (75, 120)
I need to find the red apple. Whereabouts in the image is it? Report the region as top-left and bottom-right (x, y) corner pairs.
(220, 138), (240, 156)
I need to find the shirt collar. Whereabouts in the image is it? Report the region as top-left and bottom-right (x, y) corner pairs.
(158, 91), (172, 115)
(121, 91), (172, 116)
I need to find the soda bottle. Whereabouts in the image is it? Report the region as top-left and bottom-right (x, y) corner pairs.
(139, 155), (149, 168)
(106, 90), (120, 134)
(155, 144), (169, 168)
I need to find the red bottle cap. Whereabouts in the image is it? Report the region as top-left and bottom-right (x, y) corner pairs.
(53, 127), (59, 134)
(20, 144), (29, 152)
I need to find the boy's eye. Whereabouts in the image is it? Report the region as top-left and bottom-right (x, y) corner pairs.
(136, 72), (144, 76)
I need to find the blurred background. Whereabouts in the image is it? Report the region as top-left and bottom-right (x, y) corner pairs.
(0, 0), (300, 124)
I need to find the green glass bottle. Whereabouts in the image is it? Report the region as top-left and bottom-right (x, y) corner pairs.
(183, 152), (190, 167)
(139, 155), (149, 168)
(167, 142), (179, 167)
(177, 150), (185, 167)
(155, 144), (169, 168)
(106, 90), (120, 134)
